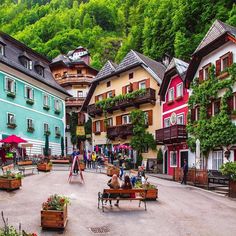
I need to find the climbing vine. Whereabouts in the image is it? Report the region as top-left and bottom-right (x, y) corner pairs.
(187, 64), (236, 157)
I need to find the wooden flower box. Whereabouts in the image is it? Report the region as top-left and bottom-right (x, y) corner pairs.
(0, 178), (22, 190)
(41, 205), (68, 229)
(146, 188), (158, 200)
(18, 160), (33, 166)
(37, 163), (52, 172)
(79, 163), (85, 171)
(229, 180), (236, 198)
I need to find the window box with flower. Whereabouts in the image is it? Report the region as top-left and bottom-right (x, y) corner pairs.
(54, 109), (61, 115)
(41, 194), (70, 229)
(44, 131), (51, 136)
(27, 127), (35, 133)
(55, 132), (61, 138)
(7, 123), (17, 129)
(26, 99), (34, 105)
(7, 91), (16, 98)
(43, 105), (50, 111)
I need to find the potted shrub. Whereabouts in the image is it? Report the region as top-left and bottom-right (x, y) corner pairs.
(41, 194), (70, 229)
(220, 162), (236, 198)
(37, 159), (52, 172)
(135, 181), (158, 200)
(0, 171), (22, 191)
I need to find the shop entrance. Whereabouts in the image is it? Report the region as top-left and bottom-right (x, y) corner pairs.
(164, 151), (168, 174)
(180, 151), (188, 168)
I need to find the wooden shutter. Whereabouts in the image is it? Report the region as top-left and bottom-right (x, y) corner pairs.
(146, 78), (150, 88)
(227, 96), (234, 113)
(100, 120), (104, 132)
(191, 109), (195, 122)
(102, 93), (107, 99)
(112, 90), (115, 97)
(116, 115), (122, 125)
(207, 103), (212, 118)
(122, 86), (126, 94)
(133, 82), (139, 91)
(199, 69), (203, 83)
(215, 59), (221, 76)
(92, 122), (96, 133)
(95, 96), (98, 102)
(228, 52), (233, 66)
(148, 110), (153, 126)
(103, 120), (107, 132)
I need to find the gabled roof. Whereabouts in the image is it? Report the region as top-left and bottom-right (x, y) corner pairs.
(159, 58), (189, 101)
(194, 19), (236, 54)
(95, 60), (117, 81)
(81, 50), (166, 112)
(185, 20), (236, 88)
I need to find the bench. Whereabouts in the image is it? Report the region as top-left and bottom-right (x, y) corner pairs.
(17, 161), (38, 176)
(50, 159), (70, 164)
(98, 188), (147, 212)
(51, 159), (71, 171)
(208, 170), (229, 189)
(2, 164), (20, 175)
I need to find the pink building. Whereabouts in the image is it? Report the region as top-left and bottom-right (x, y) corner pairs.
(156, 58), (194, 176)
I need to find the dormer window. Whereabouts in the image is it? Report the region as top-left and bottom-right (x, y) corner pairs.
(176, 83), (183, 98)
(168, 88), (174, 102)
(35, 65), (44, 77)
(22, 57), (32, 70)
(77, 69), (82, 75)
(0, 44), (5, 56)
(129, 73), (133, 79)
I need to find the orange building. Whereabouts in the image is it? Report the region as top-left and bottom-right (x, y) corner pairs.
(50, 47), (98, 154)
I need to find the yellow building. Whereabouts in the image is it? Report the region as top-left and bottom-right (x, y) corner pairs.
(81, 50), (166, 164)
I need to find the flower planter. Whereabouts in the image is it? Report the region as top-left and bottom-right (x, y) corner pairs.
(229, 180), (236, 198)
(41, 205), (68, 229)
(37, 163), (52, 172)
(0, 178), (22, 190)
(145, 188), (158, 200)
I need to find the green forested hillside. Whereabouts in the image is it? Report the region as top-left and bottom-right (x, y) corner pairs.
(0, 0), (235, 68)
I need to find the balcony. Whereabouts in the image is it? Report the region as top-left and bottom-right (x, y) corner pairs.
(56, 74), (94, 86)
(107, 124), (133, 140)
(155, 125), (187, 144)
(88, 88), (156, 116)
(65, 97), (85, 107)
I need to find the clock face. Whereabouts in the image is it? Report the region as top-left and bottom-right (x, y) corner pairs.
(170, 112), (177, 125)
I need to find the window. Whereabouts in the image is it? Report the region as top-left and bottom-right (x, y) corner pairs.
(144, 112), (149, 125)
(129, 73), (133, 79)
(55, 126), (60, 134)
(77, 69), (82, 74)
(97, 95), (103, 101)
(214, 100), (220, 116)
(222, 57), (229, 71)
(168, 88), (174, 102)
(95, 121), (101, 132)
(139, 81), (146, 89)
(164, 118), (170, 127)
(77, 91), (83, 97)
(5, 77), (15, 93)
(177, 114), (184, 125)
(176, 83), (183, 98)
(0, 44), (5, 56)
(55, 73), (60, 78)
(44, 123), (49, 132)
(54, 99), (60, 111)
(27, 119), (33, 129)
(36, 66), (44, 77)
(122, 115), (131, 124)
(22, 58), (32, 70)
(106, 118), (113, 127)
(43, 94), (49, 106)
(212, 150), (223, 170)
(25, 86), (34, 100)
(195, 107), (200, 121)
(170, 151), (177, 167)
(141, 144), (148, 153)
(107, 81), (111, 87)
(107, 91), (113, 98)
(204, 66), (210, 80)
(7, 113), (15, 125)
(63, 71), (68, 77)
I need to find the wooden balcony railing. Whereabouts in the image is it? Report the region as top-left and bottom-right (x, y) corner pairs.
(65, 97), (85, 107)
(56, 74), (94, 86)
(107, 124), (133, 140)
(87, 88), (156, 116)
(155, 125), (187, 144)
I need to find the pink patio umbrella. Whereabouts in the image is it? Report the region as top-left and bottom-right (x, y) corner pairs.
(0, 135), (27, 144)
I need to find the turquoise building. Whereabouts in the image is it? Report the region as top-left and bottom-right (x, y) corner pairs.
(0, 32), (70, 155)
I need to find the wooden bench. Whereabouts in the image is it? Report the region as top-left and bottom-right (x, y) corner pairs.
(208, 170), (229, 189)
(17, 161), (38, 176)
(51, 160), (70, 164)
(98, 188), (147, 212)
(2, 164), (20, 174)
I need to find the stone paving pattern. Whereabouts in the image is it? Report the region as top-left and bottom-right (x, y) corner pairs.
(0, 170), (236, 236)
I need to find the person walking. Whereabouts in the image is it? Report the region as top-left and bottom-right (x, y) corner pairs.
(181, 159), (188, 185)
(91, 151), (96, 169)
(87, 151), (92, 169)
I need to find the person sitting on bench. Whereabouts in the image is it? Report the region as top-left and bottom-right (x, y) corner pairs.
(105, 174), (120, 208)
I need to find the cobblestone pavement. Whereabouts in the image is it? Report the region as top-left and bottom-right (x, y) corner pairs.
(0, 169), (236, 236)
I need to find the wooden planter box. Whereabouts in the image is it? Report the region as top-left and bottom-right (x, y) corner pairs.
(229, 180), (236, 198)
(146, 188), (158, 200)
(37, 163), (52, 172)
(0, 178), (22, 190)
(18, 160), (33, 166)
(41, 205), (68, 229)
(79, 163), (85, 171)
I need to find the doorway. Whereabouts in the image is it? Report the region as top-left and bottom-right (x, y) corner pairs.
(164, 151), (168, 174)
(180, 151), (188, 168)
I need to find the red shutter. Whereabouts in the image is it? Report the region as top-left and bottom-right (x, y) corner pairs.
(92, 122), (96, 133)
(95, 96), (98, 102)
(228, 52), (233, 66)
(133, 82), (139, 91)
(122, 86), (126, 94)
(227, 96), (234, 113)
(112, 90), (115, 97)
(100, 120), (104, 132)
(148, 110), (153, 126)
(199, 69), (203, 83)
(146, 78), (150, 88)
(103, 120), (107, 132)
(116, 116), (122, 125)
(216, 59), (221, 76)
(207, 103), (212, 118)
(102, 93), (107, 99)
(191, 109), (195, 122)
